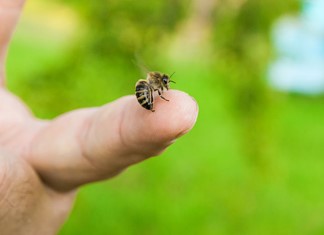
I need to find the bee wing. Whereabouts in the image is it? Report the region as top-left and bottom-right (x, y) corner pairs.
(133, 53), (151, 78)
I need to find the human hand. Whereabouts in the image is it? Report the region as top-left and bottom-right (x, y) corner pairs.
(0, 1), (198, 234)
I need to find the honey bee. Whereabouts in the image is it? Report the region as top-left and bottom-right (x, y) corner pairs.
(135, 72), (175, 112)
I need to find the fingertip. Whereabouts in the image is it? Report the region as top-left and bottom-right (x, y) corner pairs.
(155, 90), (198, 139)
(125, 90), (198, 148)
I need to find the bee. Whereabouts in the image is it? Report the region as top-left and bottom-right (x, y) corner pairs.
(135, 72), (175, 112)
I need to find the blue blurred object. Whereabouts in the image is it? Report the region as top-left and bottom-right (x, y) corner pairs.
(268, 0), (324, 94)
(302, 0), (324, 35)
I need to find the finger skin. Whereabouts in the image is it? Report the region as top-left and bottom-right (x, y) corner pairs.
(0, 151), (75, 235)
(28, 90), (198, 191)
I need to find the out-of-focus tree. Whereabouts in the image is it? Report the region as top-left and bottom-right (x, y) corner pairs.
(168, 0), (217, 60)
(57, 0), (189, 61)
(22, 0), (190, 117)
(211, 0), (299, 168)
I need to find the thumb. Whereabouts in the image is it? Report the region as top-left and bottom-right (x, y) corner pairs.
(28, 90), (198, 191)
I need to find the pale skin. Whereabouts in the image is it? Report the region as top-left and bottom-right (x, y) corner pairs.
(0, 1), (198, 234)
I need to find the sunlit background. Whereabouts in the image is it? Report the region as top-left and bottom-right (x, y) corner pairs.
(7, 0), (324, 234)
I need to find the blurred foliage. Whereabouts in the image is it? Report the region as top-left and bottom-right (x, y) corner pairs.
(6, 0), (324, 234)
(212, 0), (300, 165)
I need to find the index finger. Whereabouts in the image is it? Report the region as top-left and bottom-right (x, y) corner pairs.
(0, 0), (25, 85)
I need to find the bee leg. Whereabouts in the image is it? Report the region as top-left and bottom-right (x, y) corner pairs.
(157, 89), (169, 102)
(160, 96), (169, 102)
(149, 86), (155, 112)
(150, 104), (155, 112)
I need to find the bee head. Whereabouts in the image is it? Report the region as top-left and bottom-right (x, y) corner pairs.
(162, 74), (169, 84)
(162, 73), (175, 90)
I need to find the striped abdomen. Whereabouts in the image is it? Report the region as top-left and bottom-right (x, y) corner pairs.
(135, 80), (154, 111)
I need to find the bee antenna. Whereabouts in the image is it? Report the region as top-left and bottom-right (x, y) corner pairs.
(170, 72), (176, 78)
(170, 80), (176, 83)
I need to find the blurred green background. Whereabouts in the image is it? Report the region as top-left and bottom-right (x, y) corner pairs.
(7, 0), (324, 234)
